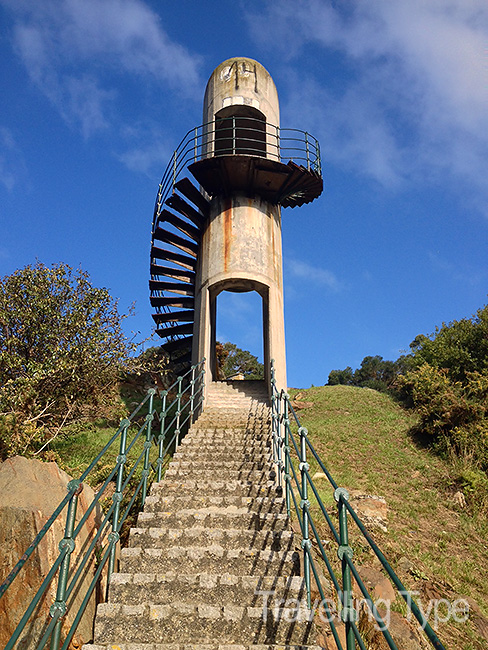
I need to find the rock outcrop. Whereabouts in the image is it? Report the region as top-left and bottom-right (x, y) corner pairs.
(0, 456), (102, 650)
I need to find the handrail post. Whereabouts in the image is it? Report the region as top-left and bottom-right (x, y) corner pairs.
(335, 487), (356, 650)
(175, 376), (183, 449)
(276, 390), (283, 492)
(201, 362), (206, 405)
(157, 390), (168, 482)
(189, 365), (196, 424)
(271, 384), (278, 469)
(305, 132), (310, 170)
(299, 426), (311, 609)
(50, 480), (82, 650)
(141, 388), (156, 507)
(107, 418), (129, 593)
(283, 393), (291, 518)
(194, 127), (198, 162)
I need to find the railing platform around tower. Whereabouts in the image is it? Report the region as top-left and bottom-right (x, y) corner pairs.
(153, 116), (323, 228)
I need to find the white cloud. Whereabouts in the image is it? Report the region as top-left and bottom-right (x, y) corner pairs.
(248, 0), (488, 211)
(0, 127), (27, 192)
(287, 259), (343, 293)
(3, 0), (201, 137)
(116, 124), (172, 175)
(428, 251), (488, 286)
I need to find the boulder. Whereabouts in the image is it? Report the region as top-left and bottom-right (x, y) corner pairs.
(0, 456), (102, 650)
(348, 489), (388, 532)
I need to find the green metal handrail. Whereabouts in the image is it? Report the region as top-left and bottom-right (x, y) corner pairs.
(0, 358), (205, 650)
(270, 360), (447, 650)
(151, 116), (322, 233)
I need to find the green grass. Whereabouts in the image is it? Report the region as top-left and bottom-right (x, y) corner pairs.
(288, 385), (488, 650)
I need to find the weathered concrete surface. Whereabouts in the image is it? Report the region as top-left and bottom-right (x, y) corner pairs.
(203, 57), (280, 158)
(192, 57), (287, 393)
(0, 456), (102, 650)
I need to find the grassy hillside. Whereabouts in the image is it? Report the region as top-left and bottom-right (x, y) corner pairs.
(290, 384), (488, 649)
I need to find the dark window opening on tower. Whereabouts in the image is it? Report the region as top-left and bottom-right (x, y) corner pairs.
(214, 106), (266, 158)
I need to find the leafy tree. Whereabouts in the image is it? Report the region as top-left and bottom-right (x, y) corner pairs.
(0, 262), (134, 458)
(398, 304), (488, 475)
(217, 342), (264, 380)
(328, 356), (407, 392)
(408, 306), (488, 382)
(327, 367), (354, 385)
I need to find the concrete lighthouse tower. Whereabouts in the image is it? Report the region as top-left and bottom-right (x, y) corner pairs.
(149, 57), (322, 395)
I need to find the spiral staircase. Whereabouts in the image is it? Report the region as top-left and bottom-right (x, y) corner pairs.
(149, 117), (323, 372)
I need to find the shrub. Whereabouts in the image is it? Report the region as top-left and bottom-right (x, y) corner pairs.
(0, 262), (135, 458)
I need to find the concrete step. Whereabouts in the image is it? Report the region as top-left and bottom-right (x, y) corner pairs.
(191, 420), (271, 435)
(163, 467), (277, 482)
(119, 546), (300, 575)
(127, 526), (294, 551)
(142, 495), (286, 514)
(86, 641), (323, 650)
(167, 459), (273, 473)
(178, 438), (271, 450)
(151, 479), (280, 498)
(185, 431), (270, 441)
(108, 572), (306, 605)
(195, 412), (270, 421)
(197, 405), (269, 412)
(200, 410), (269, 416)
(171, 450), (272, 463)
(136, 509), (288, 531)
(93, 601), (316, 645)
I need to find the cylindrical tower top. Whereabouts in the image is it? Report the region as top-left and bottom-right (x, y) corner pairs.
(203, 57), (280, 128)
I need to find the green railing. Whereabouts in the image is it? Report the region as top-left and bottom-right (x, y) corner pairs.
(270, 360), (446, 650)
(0, 359), (205, 650)
(152, 116), (321, 232)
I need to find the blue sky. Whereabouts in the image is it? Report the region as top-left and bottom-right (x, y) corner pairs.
(1, 0), (487, 388)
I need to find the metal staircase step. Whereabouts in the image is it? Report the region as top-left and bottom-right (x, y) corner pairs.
(151, 295), (194, 308)
(156, 335), (192, 353)
(153, 227), (198, 256)
(174, 177), (211, 216)
(158, 208), (202, 242)
(150, 245), (196, 270)
(152, 309), (195, 323)
(149, 280), (195, 296)
(166, 193), (206, 228)
(150, 263), (195, 283)
(154, 322), (194, 339)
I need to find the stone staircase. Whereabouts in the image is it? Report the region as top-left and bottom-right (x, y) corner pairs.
(84, 380), (322, 650)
